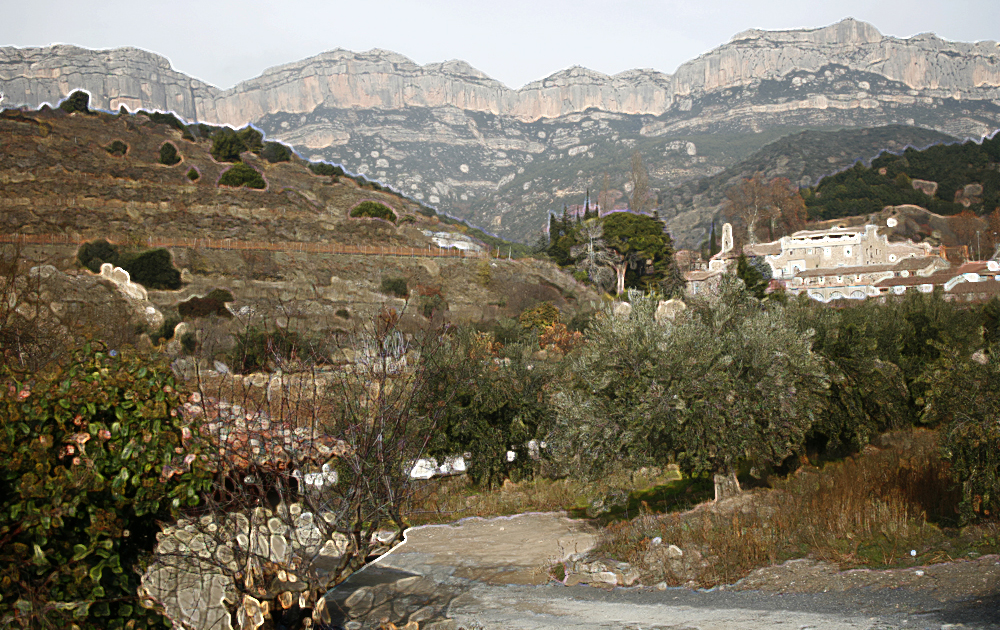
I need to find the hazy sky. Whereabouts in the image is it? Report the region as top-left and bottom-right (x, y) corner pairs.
(4, 0), (999, 90)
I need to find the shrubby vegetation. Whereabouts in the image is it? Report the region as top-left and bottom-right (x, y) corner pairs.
(805, 134), (1000, 220)
(380, 277), (408, 299)
(350, 201), (396, 223)
(77, 240), (182, 290)
(218, 163), (266, 189)
(104, 140), (128, 157)
(210, 126), (264, 163)
(0, 344), (211, 629)
(158, 142), (180, 166)
(59, 91), (91, 115)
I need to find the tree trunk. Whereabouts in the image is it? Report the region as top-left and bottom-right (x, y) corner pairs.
(615, 263), (627, 296)
(713, 471), (741, 502)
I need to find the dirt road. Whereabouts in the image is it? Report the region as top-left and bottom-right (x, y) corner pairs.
(327, 512), (1000, 630)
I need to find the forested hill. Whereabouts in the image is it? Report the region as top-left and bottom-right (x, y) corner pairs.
(805, 132), (1000, 221)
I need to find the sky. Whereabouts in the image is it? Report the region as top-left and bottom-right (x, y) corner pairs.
(3, 0), (999, 91)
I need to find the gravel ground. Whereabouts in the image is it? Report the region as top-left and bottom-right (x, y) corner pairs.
(326, 513), (1000, 630)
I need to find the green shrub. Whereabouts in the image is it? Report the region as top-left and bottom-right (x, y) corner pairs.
(350, 201), (396, 223)
(78, 239), (120, 273)
(116, 249), (182, 290)
(186, 168), (200, 182)
(260, 141), (291, 163)
(105, 140), (128, 157)
(336, 308), (350, 319)
(0, 345), (212, 630)
(308, 162), (345, 177)
(59, 90), (90, 114)
(205, 288), (234, 303)
(218, 163), (266, 189)
(158, 142), (181, 166)
(142, 111), (186, 132)
(210, 126), (263, 162)
(380, 277), (408, 299)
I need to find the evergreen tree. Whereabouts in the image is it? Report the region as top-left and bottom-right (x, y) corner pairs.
(709, 220), (720, 256)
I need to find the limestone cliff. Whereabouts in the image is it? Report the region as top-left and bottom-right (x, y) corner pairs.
(3, 19), (998, 125)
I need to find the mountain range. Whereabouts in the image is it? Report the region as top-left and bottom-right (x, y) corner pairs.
(3, 18), (1000, 247)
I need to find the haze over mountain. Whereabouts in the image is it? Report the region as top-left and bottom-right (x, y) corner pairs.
(3, 18), (999, 246)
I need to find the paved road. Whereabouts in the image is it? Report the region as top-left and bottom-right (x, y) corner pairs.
(327, 513), (1000, 630)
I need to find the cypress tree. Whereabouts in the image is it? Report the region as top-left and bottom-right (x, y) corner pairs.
(709, 220), (719, 256)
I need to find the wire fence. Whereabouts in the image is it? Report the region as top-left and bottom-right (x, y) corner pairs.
(0, 232), (488, 259)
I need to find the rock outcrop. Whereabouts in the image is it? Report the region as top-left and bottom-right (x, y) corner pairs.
(3, 19), (998, 125)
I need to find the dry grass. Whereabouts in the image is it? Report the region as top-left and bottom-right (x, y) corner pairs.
(597, 429), (1000, 587)
(404, 467), (682, 525)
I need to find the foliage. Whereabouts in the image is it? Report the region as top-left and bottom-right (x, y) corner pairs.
(735, 254), (768, 300)
(518, 302), (560, 333)
(218, 163), (266, 189)
(349, 201), (396, 223)
(158, 142), (180, 166)
(104, 141), (128, 157)
(77, 242), (182, 291)
(152, 316), (181, 343)
(550, 282), (828, 489)
(185, 168), (199, 182)
(209, 126), (263, 163)
(59, 91), (90, 115)
(0, 345), (211, 630)
(140, 112), (186, 133)
(259, 141), (291, 163)
(425, 329), (551, 488)
(805, 135), (1000, 221)
(116, 249), (182, 291)
(307, 162), (345, 177)
(922, 346), (1000, 521)
(380, 277), (408, 299)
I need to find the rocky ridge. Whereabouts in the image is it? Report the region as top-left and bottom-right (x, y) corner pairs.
(3, 19), (1000, 246)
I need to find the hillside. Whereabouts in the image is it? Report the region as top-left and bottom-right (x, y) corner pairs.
(3, 20), (1000, 246)
(804, 133), (1000, 220)
(0, 103), (599, 346)
(657, 125), (957, 247)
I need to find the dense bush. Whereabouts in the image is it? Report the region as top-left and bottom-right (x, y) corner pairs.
(185, 168), (199, 182)
(104, 140), (128, 157)
(59, 90), (91, 114)
(210, 126), (263, 163)
(260, 141), (291, 163)
(152, 315), (182, 343)
(518, 302), (560, 332)
(140, 111), (186, 132)
(380, 277), (408, 299)
(218, 163), (266, 189)
(425, 329), (551, 487)
(349, 201), (396, 223)
(158, 142), (180, 166)
(307, 162), (345, 177)
(0, 345), (212, 629)
(116, 249), (182, 290)
(77, 240), (120, 274)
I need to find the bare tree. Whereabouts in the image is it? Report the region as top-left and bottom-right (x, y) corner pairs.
(723, 174), (807, 245)
(140, 307), (456, 630)
(628, 151), (651, 214)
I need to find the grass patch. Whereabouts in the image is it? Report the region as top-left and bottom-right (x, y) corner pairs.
(596, 428), (1000, 588)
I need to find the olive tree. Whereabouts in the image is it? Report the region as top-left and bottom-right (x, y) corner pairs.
(550, 277), (828, 500)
